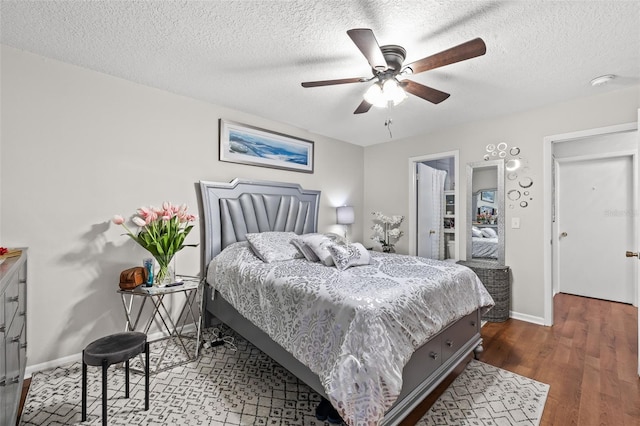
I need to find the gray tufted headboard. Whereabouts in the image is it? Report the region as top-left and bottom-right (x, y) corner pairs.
(196, 179), (321, 272)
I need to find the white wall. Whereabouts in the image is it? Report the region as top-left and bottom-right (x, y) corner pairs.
(0, 46), (364, 367)
(554, 130), (637, 159)
(3, 43), (638, 367)
(364, 85), (640, 321)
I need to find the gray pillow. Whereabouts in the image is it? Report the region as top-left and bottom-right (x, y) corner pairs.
(291, 234), (321, 262)
(245, 232), (303, 263)
(301, 234), (338, 266)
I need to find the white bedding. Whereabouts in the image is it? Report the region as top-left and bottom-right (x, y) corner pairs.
(472, 236), (498, 258)
(207, 242), (494, 425)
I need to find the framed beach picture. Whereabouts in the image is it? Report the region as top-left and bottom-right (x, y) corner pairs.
(480, 190), (495, 203)
(219, 119), (314, 173)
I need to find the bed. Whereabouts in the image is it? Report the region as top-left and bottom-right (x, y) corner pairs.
(196, 178), (494, 425)
(471, 225), (499, 259)
(472, 236), (499, 259)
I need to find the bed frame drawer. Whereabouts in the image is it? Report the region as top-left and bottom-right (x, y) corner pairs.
(441, 311), (478, 362)
(400, 335), (441, 398)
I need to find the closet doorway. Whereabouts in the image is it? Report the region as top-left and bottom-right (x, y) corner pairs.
(408, 151), (459, 260)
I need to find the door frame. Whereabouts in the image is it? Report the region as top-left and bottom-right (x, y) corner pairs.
(543, 121), (639, 326)
(408, 150), (460, 257)
(553, 150), (637, 303)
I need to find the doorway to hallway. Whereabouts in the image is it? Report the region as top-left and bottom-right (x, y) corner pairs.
(409, 151), (459, 260)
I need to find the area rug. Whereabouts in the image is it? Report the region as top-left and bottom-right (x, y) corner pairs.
(21, 327), (548, 425)
(417, 360), (549, 425)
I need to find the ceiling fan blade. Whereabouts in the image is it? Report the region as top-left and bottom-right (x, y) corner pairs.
(401, 80), (450, 104)
(347, 28), (388, 71)
(404, 38), (486, 75)
(354, 99), (373, 114)
(301, 77), (365, 88)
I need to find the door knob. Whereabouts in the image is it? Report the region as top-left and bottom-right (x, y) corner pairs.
(625, 251), (638, 258)
(560, 232), (568, 238)
(429, 230), (436, 235)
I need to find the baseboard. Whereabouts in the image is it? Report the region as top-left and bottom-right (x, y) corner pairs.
(509, 311), (546, 325)
(25, 352), (82, 379)
(25, 323), (198, 378)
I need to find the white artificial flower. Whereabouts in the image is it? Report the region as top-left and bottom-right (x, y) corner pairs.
(371, 211), (404, 248)
(390, 215), (404, 225)
(388, 228), (403, 238)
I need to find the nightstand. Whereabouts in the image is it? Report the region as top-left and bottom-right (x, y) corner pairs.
(117, 275), (203, 373)
(457, 261), (510, 322)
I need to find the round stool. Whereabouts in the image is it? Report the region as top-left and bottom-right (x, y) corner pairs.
(81, 331), (149, 425)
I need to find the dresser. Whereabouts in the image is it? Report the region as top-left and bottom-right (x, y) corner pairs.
(1, 250), (28, 426)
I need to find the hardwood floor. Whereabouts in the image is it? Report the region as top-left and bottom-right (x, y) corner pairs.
(18, 293), (639, 426)
(402, 293), (639, 425)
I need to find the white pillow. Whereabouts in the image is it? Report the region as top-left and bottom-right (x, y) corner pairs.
(472, 227), (483, 238)
(245, 232), (303, 263)
(323, 232), (349, 245)
(328, 243), (370, 271)
(291, 234), (321, 262)
(481, 228), (497, 238)
(300, 234), (338, 266)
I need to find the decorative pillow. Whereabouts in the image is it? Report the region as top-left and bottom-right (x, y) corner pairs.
(301, 234), (339, 266)
(291, 234), (321, 262)
(323, 232), (349, 245)
(481, 227), (498, 238)
(245, 232), (303, 263)
(471, 227), (483, 238)
(327, 243), (371, 271)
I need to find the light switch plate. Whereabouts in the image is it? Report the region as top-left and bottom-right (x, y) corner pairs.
(512, 217), (520, 229)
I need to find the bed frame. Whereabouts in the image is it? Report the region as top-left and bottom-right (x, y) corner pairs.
(196, 178), (483, 425)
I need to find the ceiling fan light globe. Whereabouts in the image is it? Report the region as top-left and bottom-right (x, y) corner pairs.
(383, 79), (408, 105)
(364, 79), (408, 108)
(363, 83), (384, 106)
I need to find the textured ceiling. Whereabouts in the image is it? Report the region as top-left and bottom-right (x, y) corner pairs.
(1, 1), (639, 146)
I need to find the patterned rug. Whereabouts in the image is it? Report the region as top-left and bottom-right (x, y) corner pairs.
(21, 327), (548, 425)
(417, 360), (549, 425)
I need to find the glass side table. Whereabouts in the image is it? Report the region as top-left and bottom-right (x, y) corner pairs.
(117, 275), (203, 374)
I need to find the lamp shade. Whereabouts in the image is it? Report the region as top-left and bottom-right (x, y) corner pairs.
(336, 206), (355, 225)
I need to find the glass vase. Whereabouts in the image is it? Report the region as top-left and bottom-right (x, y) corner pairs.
(154, 255), (175, 286)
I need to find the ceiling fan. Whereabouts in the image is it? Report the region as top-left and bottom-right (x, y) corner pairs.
(301, 29), (486, 114)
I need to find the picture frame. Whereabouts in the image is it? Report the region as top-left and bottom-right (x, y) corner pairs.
(480, 190), (495, 203)
(219, 119), (314, 173)
(479, 206), (495, 215)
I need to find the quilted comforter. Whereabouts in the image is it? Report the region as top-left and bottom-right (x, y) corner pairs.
(207, 242), (494, 425)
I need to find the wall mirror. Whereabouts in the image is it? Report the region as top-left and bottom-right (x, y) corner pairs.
(466, 159), (505, 265)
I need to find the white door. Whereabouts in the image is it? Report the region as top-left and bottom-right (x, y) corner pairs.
(557, 154), (635, 303)
(417, 163), (442, 259)
(417, 163), (438, 258)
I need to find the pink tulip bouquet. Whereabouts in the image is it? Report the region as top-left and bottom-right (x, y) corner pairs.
(113, 202), (196, 285)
